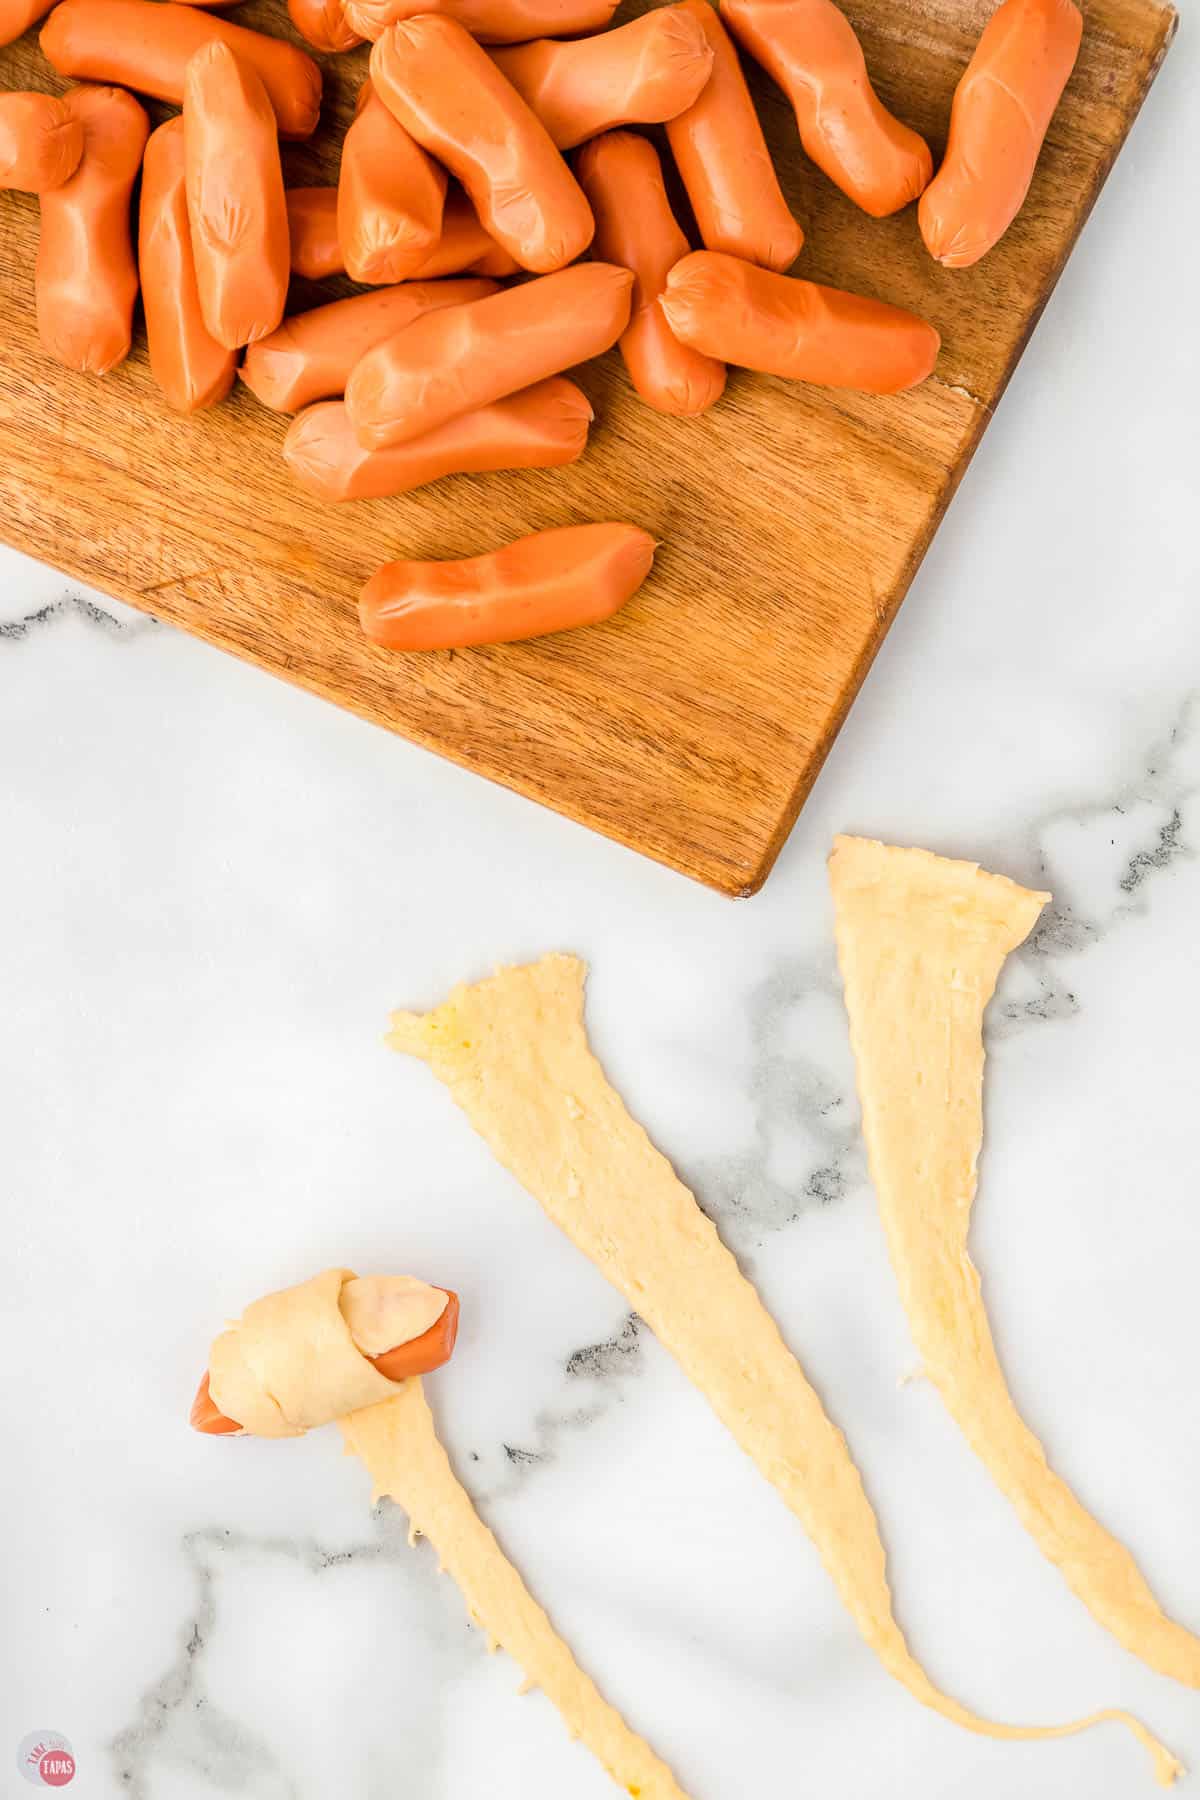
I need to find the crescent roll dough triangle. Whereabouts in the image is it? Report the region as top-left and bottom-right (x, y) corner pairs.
(341, 1380), (690, 1800)
(830, 834), (1200, 1691)
(388, 955), (1178, 1784)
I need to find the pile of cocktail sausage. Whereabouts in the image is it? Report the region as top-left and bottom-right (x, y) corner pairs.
(1, 0), (1082, 649)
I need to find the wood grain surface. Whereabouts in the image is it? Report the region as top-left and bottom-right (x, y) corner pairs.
(0, 0), (1177, 893)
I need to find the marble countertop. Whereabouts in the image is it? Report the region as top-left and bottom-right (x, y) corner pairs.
(3, 18), (1198, 1796)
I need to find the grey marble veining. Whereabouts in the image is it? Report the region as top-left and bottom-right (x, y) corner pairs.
(0, 592), (156, 643)
(112, 1517), (481, 1800)
(487, 1315), (645, 1497)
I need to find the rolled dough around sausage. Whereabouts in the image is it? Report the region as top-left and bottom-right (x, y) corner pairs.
(211, 1274), (408, 1440)
(207, 1267), (430, 1436)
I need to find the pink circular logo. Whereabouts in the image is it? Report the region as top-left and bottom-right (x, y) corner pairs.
(16, 1733), (76, 1788)
(38, 1750), (76, 1788)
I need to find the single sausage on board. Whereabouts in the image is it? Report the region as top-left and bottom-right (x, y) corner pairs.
(720, 0), (931, 217)
(576, 130), (725, 417)
(286, 186), (342, 278)
(0, 91), (83, 192)
(360, 523), (656, 651)
(140, 116), (238, 411)
(184, 40), (291, 349)
(344, 0), (619, 46)
(345, 260), (633, 449)
(919, 0), (1083, 267)
(241, 277), (499, 412)
(369, 14), (594, 271)
(337, 77), (447, 283)
(491, 8), (714, 151)
(287, 0), (362, 53)
(664, 0), (802, 272)
(36, 84), (149, 376)
(41, 0), (323, 139)
(662, 250), (940, 392)
(284, 378), (592, 500)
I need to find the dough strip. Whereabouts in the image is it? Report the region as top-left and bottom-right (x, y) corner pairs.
(341, 1380), (692, 1800)
(830, 835), (1200, 1692)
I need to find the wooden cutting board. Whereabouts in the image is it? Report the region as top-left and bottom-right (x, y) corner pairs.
(0, 0), (1175, 893)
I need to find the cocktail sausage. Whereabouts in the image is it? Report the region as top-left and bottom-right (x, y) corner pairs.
(919, 0), (1083, 267)
(284, 379), (592, 500)
(662, 250), (939, 391)
(664, 0), (802, 271)
(337, 77), (447, 283)
(35, 84), (148, 375)
(369, 14), (594, 271)
(360, 523), (655, 650)
(41, 0), (323, 139)
(241, 278), (498, 412)
(140, 116), (238, 411)
(345, 261), (632, 448)
(721, 0), (931, 216)
(491, 8), (714, 150)
(576, 131), (725, 416)
(184, 40), (290, 348)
